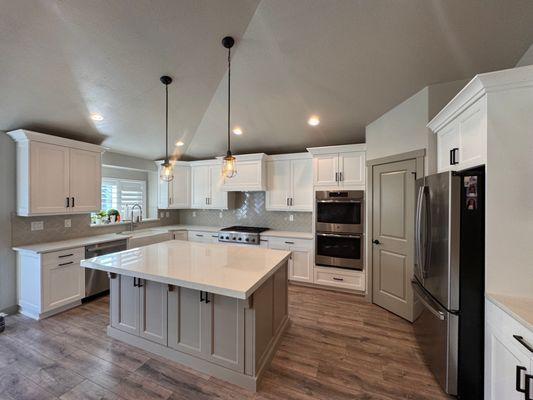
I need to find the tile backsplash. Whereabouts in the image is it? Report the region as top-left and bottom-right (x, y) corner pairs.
(11, 211), (180, 247)
(178, 192), (312, 231)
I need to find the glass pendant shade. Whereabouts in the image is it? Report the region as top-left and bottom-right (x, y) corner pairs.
(222, 153), (237, 178)
(160, 161), (174, 182)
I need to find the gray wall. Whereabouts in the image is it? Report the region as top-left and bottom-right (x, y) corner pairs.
(516, 43), (533, 67)
(179, 192), (312, 232)
(0, 133), (17, 313)
(365, 80), (465, 175)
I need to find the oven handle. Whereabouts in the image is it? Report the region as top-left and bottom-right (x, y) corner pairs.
(316, 233), (362, 239)
(316, 199), (362, 203)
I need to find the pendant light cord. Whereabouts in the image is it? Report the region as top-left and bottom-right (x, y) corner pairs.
(227, 47), (231, 156)
(165, 83), (169, 163)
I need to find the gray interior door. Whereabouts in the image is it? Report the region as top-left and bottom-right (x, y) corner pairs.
(372, 159), (417, 321)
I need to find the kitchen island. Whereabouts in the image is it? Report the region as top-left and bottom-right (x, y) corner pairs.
(81, 240), (291, 391)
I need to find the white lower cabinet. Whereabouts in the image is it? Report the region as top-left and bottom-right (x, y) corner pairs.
(187, 231), (219, 243)
(110, 275), (168, 345)
(485, 299), (533, 400)
(128, 232), (172, 249)
(16, 247), (85, 320)
(264, 236), (313, 283)
(313, 266), (365, 292)
(172, 231), (188, 241)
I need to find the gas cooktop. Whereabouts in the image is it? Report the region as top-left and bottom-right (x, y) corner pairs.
(218, 226), (269, 245)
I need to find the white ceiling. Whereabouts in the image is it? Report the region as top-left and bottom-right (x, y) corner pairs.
(2, 0), (533, 160)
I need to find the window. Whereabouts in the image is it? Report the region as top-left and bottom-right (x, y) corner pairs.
(100, 178), (146, 220)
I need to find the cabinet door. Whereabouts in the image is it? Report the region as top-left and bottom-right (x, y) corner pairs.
(157, 170), (171, 209)
(313, 154), (339, 186)
(110, 275), (140, 335)
(290, 158), (313, 211)
(69, 149), (101, 213)
(170, 165), (190, 208)
(191, 165), (210, 208)
(139, 280), (168, 345)
(42, 260), (84, 312)
(486, 322), (532, 400)
(29, 141), (70, 214)
(437, 122), (460, 172)
(222, 160), (263, 191)
(187, 231), (212, 243)
(339, 152), (365, 186)
(209, 165), (227, 209)
(289, 247), (313, 283)
(459, 98), (486, 170)
(266, 160), (291, 211)
(203, 293), (245, 372)
(168, 287), (206, 357)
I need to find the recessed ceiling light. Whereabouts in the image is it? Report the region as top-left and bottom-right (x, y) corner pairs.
(307, 116), (320, 126)
(175, 140), (184, 147)
(232, 127), (243, 135)
(90, 113), (104, 121)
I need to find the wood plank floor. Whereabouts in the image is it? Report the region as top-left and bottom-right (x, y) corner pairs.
(0, 284), (451, 400)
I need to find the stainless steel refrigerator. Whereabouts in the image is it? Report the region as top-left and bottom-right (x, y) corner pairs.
(413, 167), (484, 399)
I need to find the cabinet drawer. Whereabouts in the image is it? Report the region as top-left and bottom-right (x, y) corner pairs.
(486, 299), (533, 353)
(188, 231), (218, 243)
(42, 247), (84, 266)
(264, 236), (313, 249)
(314, 268), (364, 291)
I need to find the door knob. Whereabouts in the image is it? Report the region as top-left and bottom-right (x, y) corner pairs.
(372, 240), (381, 245)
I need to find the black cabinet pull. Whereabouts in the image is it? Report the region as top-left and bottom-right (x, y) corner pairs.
(58, 253), (73, 258)
(449, 149), (453, 166)
(133, 277), (138, 287)
(514, 335), (533, 353)
(71, 197), (75, 207)
(517, 366), (527, 393)
(200, 291), (204, 302)
(284, 241), (294, 245)
(66, 197), (70, 208)
(451, 148), (459, 165)
(58, 261), (73, 266)
(526, 374), (533, 400)
(137, 278), (143, 287)
(332, 277), (344, 281)
(205, 292), (210, 304)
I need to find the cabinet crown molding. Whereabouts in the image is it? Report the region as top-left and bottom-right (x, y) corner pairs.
(7, 129), (106, 153)
(307, 144), (366, 155)
(266, 152), (311, 161)
(428, 65), (533, 132)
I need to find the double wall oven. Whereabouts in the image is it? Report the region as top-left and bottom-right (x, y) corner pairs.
(315, 190), (364, 270)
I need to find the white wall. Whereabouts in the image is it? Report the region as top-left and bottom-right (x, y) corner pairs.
(485, 85), (533, 298)
(0, 133), (17, 313)
(365, 80), (465, 174)
(516, 43), (533, 67)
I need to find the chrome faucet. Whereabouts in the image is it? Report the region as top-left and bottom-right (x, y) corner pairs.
(129, 203), (143, 231)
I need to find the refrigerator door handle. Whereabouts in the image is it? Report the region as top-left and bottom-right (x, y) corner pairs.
(412, 279), (445, 321)
(415, 186), (425, 278)
(421, 186), (431, 278)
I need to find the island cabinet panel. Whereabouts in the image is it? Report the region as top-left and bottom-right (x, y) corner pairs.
(139, 280), (168, 345)
(168, 287), (205, 357)
(110, 275), (168, 345)
(204, 293), (245, 372)
(111, 275), (140, 336)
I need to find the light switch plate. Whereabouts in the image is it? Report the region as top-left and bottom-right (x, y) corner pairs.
(219, 212), (223, 218)
(289, 214), (294, 222)
(165, 212), (170, 218)
(192, 211), (197, 218)
(31, 221), (44, 231)
(64, 219), (71, 228)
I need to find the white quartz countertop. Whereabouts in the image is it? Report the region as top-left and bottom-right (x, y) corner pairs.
(486, 293), (533, 332)
(81, 240), (290, 299)
(12, 224), (311, 253)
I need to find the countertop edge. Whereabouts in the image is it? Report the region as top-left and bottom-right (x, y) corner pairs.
(486, 293), (533, 332)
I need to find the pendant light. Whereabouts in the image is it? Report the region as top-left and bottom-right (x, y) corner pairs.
(159, 75), (174, 182)
(221, 36), (237, 179)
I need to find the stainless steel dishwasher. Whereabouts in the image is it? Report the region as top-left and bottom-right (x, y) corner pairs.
(84, 239), (128, 300)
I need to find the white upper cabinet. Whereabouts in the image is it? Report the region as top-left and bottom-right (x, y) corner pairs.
(431, 96), (487, 173)
(190, 160), (230, 210)
(8, 130), (104, 216)
(266, 154), (312, 212)
(157, 161), (190, 209)
(308, 144), (366, 189)
(221, 153), (266, 192)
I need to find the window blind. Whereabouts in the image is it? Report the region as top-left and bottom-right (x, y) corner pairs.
(100, 178), (146, 219)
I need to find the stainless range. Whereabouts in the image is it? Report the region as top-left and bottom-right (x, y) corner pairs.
(218, 226), (269, 245)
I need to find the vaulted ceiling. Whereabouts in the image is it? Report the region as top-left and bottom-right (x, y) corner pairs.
(1, 0), (533, 161)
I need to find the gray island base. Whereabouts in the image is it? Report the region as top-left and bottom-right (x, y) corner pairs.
(106, 261), (289, 391)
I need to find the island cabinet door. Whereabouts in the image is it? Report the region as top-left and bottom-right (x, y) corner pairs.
(139, 280), (168, 345)
(203, 293), (245, 373)
(110, 275), (140, 336)
(168, 287), (206, 357)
